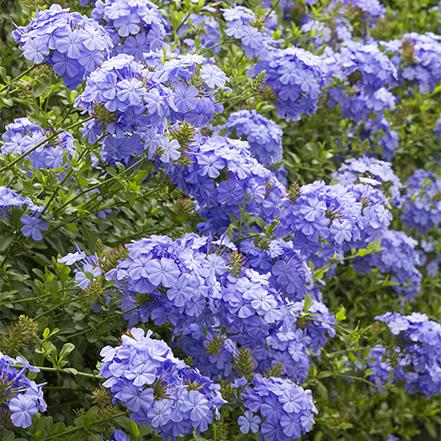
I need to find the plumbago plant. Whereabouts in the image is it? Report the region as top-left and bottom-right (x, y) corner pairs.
(0, 0), (440, 440)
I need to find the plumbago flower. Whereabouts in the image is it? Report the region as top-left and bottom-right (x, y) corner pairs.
(91, 0), (166, 61)
(241, 374), (318, 440)
(0, 352), (47, 428)
(161, 133), (285, 235)
(400, 169), (441, 234)
(75, 53), (227, 166)
(275, 180), (393, 269)
(2, 118), (76, 174)
(99, 328), (225, 440)
(384, 33), (441, 94)
(353, 230), (423, 301)
(223, 109), (284, 166)
(0, 186), (43, 219)
(249, 47), (326, 122)
(332, 156), (403, 207)
(71, 232), (334, 386)
(13, 4), (113, 89)
(223, 5), (276, 60)
(301, 0), (386, 47)
(376, 312), (441, 398)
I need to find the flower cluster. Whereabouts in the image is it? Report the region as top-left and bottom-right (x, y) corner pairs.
(91, 0), (166, 62)
(302, 0), (386, 47)
(250, 47), (326, 121)
(353, 230), (422, 300)
(164, 134), (285, 235)
(363, 345), (393, 390)
(241, 374), (318, 440)
(401, 169), (441, 233)
(76, 53), (176, 165)
(324, 42), (398, 95)
(0, 352), (47, 428)
(276, 181), (392, 268)
(0, 186), (42, 219)
(332, 156), (403, 206)
(77, 54), (227, 166)
(385, 33), (441, 94)
(376, 312), (441, 398)
(223, 110), (283, 166)
(13, 4), (113, 89)
(327, 86), (396, 124)
(177, 10), (222, 54)
(2, 118), (75, 172)
(223, 6), (276, 60)
(100, 328), (225, 440)
(241, 238), (313, 299)
(77, 232), (325, 384)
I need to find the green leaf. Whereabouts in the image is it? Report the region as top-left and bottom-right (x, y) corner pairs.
(0, 233), (14, 252)
(335, 306), (346, 322)
(131, 420), (141, 439)
(59, 343), (75, 361)
(304, 294), (312, 313)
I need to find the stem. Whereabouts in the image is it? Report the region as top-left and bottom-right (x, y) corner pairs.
(53, 156), (147, 215)
(13, 65), (37, 83)
(175, 11), (192, 34)
(223, 92), (259, 113)
(0, 289), (78, 306)
(40, 146), (93, 216)
(34, 297), (78, 321)
(263, 0), (281, 22)
(295, 315), (350, 334)
(334, 373), (390, 390)
(40, 411), (128, 441)
(198, 39), (236, 54)
(0, 117), (93, 173)
(325, 346), (370, 357)
(1, 65), (36, 95)
(8, 364), (101, 379)
(66, 306), (139, 340)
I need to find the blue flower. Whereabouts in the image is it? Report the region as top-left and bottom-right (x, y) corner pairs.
(238, 410), (261, 434)
(9, 394), (38, 428)
(21, 215), (48, 241)
(200, 64), (229, 89)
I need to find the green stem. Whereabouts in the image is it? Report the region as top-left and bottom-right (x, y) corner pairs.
(0, 117), (93, 173)
(40, 146), (93, 216)
(263, 0), (281, 22)
(0, 289), (78, 306)
(325, 346), (371, 357)
(295, 315), (351, 333)
(14, 65), (37, 82)
(2, 65), (36, 95)
(53, 155), (147, 215)
(334, 373), (390, 390)
(198, 39), (236, 54)
(34, 297), (78, 321)
(175, 11), (192, 34)
(66, 306), (139, 340)
(40, 411), (129, 441)
(8, 364), (101, 379)
(223, 92), (259, 113)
